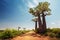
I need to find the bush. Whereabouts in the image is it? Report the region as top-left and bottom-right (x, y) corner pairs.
(36, 28), (60, 38)
(11, 29), (19, 37)
(46, 28), (52, 32)
(46, 28), (60, 38)
(49, 32), (56, 37)
(51, 28), (60, 34)
(0, 29), (13, 39)
(35, 28), (40, 33)
(0, 29), (30, 39)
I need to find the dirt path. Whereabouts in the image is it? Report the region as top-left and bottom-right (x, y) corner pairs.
(11, 31), (55, 40)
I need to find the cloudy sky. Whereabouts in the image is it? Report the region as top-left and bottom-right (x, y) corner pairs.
(0, 0), (60, 30)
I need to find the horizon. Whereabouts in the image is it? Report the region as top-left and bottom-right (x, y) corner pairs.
(0, 0), (60, 30)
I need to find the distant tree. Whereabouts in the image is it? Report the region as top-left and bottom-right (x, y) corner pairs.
(18, 26), (21, 31)
(23, 28), (26, 30)
(32, 17), (38, 30)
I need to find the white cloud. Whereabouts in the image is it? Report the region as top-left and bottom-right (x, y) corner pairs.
(33, 0), (39, 5)
(28, 2), (35, 8)
(47, 21), (60, 28)
(51, 22), (55, 25)
(27, 0), (39, 8)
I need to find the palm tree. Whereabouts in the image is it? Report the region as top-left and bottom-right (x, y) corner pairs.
(29, 8), (42, 33)
(36, 2), (51, 33)
(32, 17), (38, 30)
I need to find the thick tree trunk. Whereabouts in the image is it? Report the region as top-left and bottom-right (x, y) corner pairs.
(35, 21), (37, 30)
(37, 13), (42, 33)
(42, 12), (46, 33)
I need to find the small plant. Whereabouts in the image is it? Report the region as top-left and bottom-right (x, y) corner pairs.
(0, 29), (13, 39)
(56, 33), (60, 38)
(49, 32), (56, 37)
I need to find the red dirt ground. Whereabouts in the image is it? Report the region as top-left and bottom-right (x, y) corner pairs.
(11, 31), (59, 40)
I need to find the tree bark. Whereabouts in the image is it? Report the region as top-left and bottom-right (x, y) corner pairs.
(42, 12), (46, 33)
(35, 21), (37, 30)
(37, 13), (42, 33)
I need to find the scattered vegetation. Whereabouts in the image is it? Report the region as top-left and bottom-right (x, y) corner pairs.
(0, 29), (30, 39)
(44, 28), (60, 38)
(35, 28), (60, 38)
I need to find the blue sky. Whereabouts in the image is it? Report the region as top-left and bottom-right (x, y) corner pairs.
(0, 0), (60, 30)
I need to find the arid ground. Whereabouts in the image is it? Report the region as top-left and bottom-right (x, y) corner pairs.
(11, 31), (60, 40)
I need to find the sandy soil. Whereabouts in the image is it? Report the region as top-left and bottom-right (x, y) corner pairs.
(11, 31), (59, 40)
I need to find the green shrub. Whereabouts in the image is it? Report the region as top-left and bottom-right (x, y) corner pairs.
(0, 32), (3, 38)
(46, 28), (60, 38)
(0, 29), (30, 39)
(0, 29), (23, 39)
(11, 29), (19, 37)
(51, 28), (60, 38)
(49, 32), (56, 37)
(46, 28), (52, 32)
(0, 29), (13, 39)
(51, 28), (60, 33)
(56, 33), (60, 38)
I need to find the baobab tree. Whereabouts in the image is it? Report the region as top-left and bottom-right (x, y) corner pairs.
(32, 17), (38, 30)
(29, 8), (42, 33)
(35, 2), (51, 33)
(29, 2), (51, 33)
